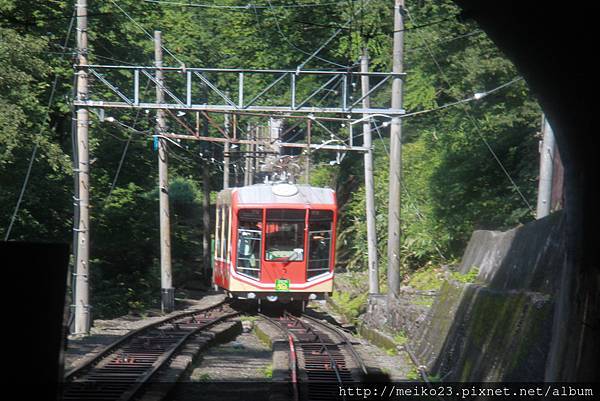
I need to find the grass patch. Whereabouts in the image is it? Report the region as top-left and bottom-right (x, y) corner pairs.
(407, 265), (444, 291)
(196, 372), (211, 381)
(450, 266), (480, 284)
(385, 347), (397, 356)
(262, 364), (273, 378)
(330, 290), (368, 320)
(393, 332), (407, 346)
(406, 367), (420, 381)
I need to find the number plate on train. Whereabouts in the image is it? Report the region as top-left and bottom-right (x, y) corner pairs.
(275, 279), (290, 292)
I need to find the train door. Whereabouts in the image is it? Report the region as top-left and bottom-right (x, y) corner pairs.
(307, 210), (334, 280)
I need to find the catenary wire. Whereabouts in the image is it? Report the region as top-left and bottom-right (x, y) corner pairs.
(4, 11), (76, 241)
(405, 6), (534, 213)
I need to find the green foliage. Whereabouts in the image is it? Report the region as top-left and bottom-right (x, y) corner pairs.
(332, 0), (539, 277)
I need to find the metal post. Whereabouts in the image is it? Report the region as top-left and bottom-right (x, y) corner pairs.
(223, 111), (230, 189)
(233, 115), (239, 186)
(361, 50), (380, 295)
(74, 0), (91, 334)
(244, 126), (250, 186)
(305, 119), (312, 184)
(387, 0), (404, 300)
(537, 114), (555, 218)
(155, 31), (174, 313)
(202, 119), (211, 281)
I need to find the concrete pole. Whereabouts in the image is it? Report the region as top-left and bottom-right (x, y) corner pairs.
(155, 31), (174, 313)
(223, 112), (230, 189)
(536, 114), (555, 219)
(74, 0), (91, 334)
(387, 0), (404, 300)
(361, 49), (380, 295)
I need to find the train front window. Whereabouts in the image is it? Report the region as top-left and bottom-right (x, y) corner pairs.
(265, 209), (305, 262)
(308, 210), (333, 279)
(236, 209), (263, 279)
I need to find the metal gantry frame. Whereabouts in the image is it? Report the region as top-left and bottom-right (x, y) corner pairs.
(75, 64), (405, 116)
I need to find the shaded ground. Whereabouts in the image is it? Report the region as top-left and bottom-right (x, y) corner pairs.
(168, 321), (273, 401)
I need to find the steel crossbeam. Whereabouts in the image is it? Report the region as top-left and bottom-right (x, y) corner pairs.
(75, 64), (406, 115)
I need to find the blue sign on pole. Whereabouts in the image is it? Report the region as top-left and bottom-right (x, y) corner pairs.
(153, 136), (159, 151)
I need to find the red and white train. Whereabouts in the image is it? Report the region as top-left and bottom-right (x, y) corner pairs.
(212, 182), (337, 308)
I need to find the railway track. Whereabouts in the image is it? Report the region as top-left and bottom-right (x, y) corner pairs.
(62, 300), (238, 401)
(261, 311), (367, 401)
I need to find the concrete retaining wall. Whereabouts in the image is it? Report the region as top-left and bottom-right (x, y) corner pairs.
(364, 211), (566, 381)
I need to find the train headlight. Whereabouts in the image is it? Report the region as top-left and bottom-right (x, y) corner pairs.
(309, 293), (317, 300)
(266, 295), (278, 302)
(247, 292), (256, 299)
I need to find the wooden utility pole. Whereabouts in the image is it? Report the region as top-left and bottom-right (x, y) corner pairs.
(537, 114), (555, 219)
(74, 0), (91, 334)
(387, 0), (404, 300)
(361, 49), (380, 294)
(155, 31), (174, 313)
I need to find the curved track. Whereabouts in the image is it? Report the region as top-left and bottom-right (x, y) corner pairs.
(62, 301), (238, 401)
(261, 311), (367, 401)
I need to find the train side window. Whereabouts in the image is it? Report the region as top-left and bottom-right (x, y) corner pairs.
(215, 206), (221, 260)
(227, 207), (232, 263)
(307, 210), (333, 279)
(236, 209), (262, 279)
(222, 206), (229, 263)
(265, 209), (306, 262)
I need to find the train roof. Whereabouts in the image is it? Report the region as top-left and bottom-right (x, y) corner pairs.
(222, 183), (335, 206)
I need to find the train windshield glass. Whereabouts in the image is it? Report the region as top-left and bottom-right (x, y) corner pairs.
(308, 210), (333, 279)
(265, 209), (305, 261)
(237, 209), (263, 279)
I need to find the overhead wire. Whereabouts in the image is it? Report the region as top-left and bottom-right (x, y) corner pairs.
(265, 0), (349, 68)
(4, 11), (76, 241)
(109, 0), (185, 66)
(404, 6), (534, 213)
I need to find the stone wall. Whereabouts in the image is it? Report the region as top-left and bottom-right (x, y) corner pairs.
(363, 289), (435, 342)
(363, 211), (566, 381)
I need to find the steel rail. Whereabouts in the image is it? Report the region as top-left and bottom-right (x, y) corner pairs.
(259, 313), (300, 401)
(63, 300), (238, 401)
(118, 309), (240, 401)
(260, 310), (366, 401)
(64, 299), (228, 380)
(301, 313), (368, 376)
